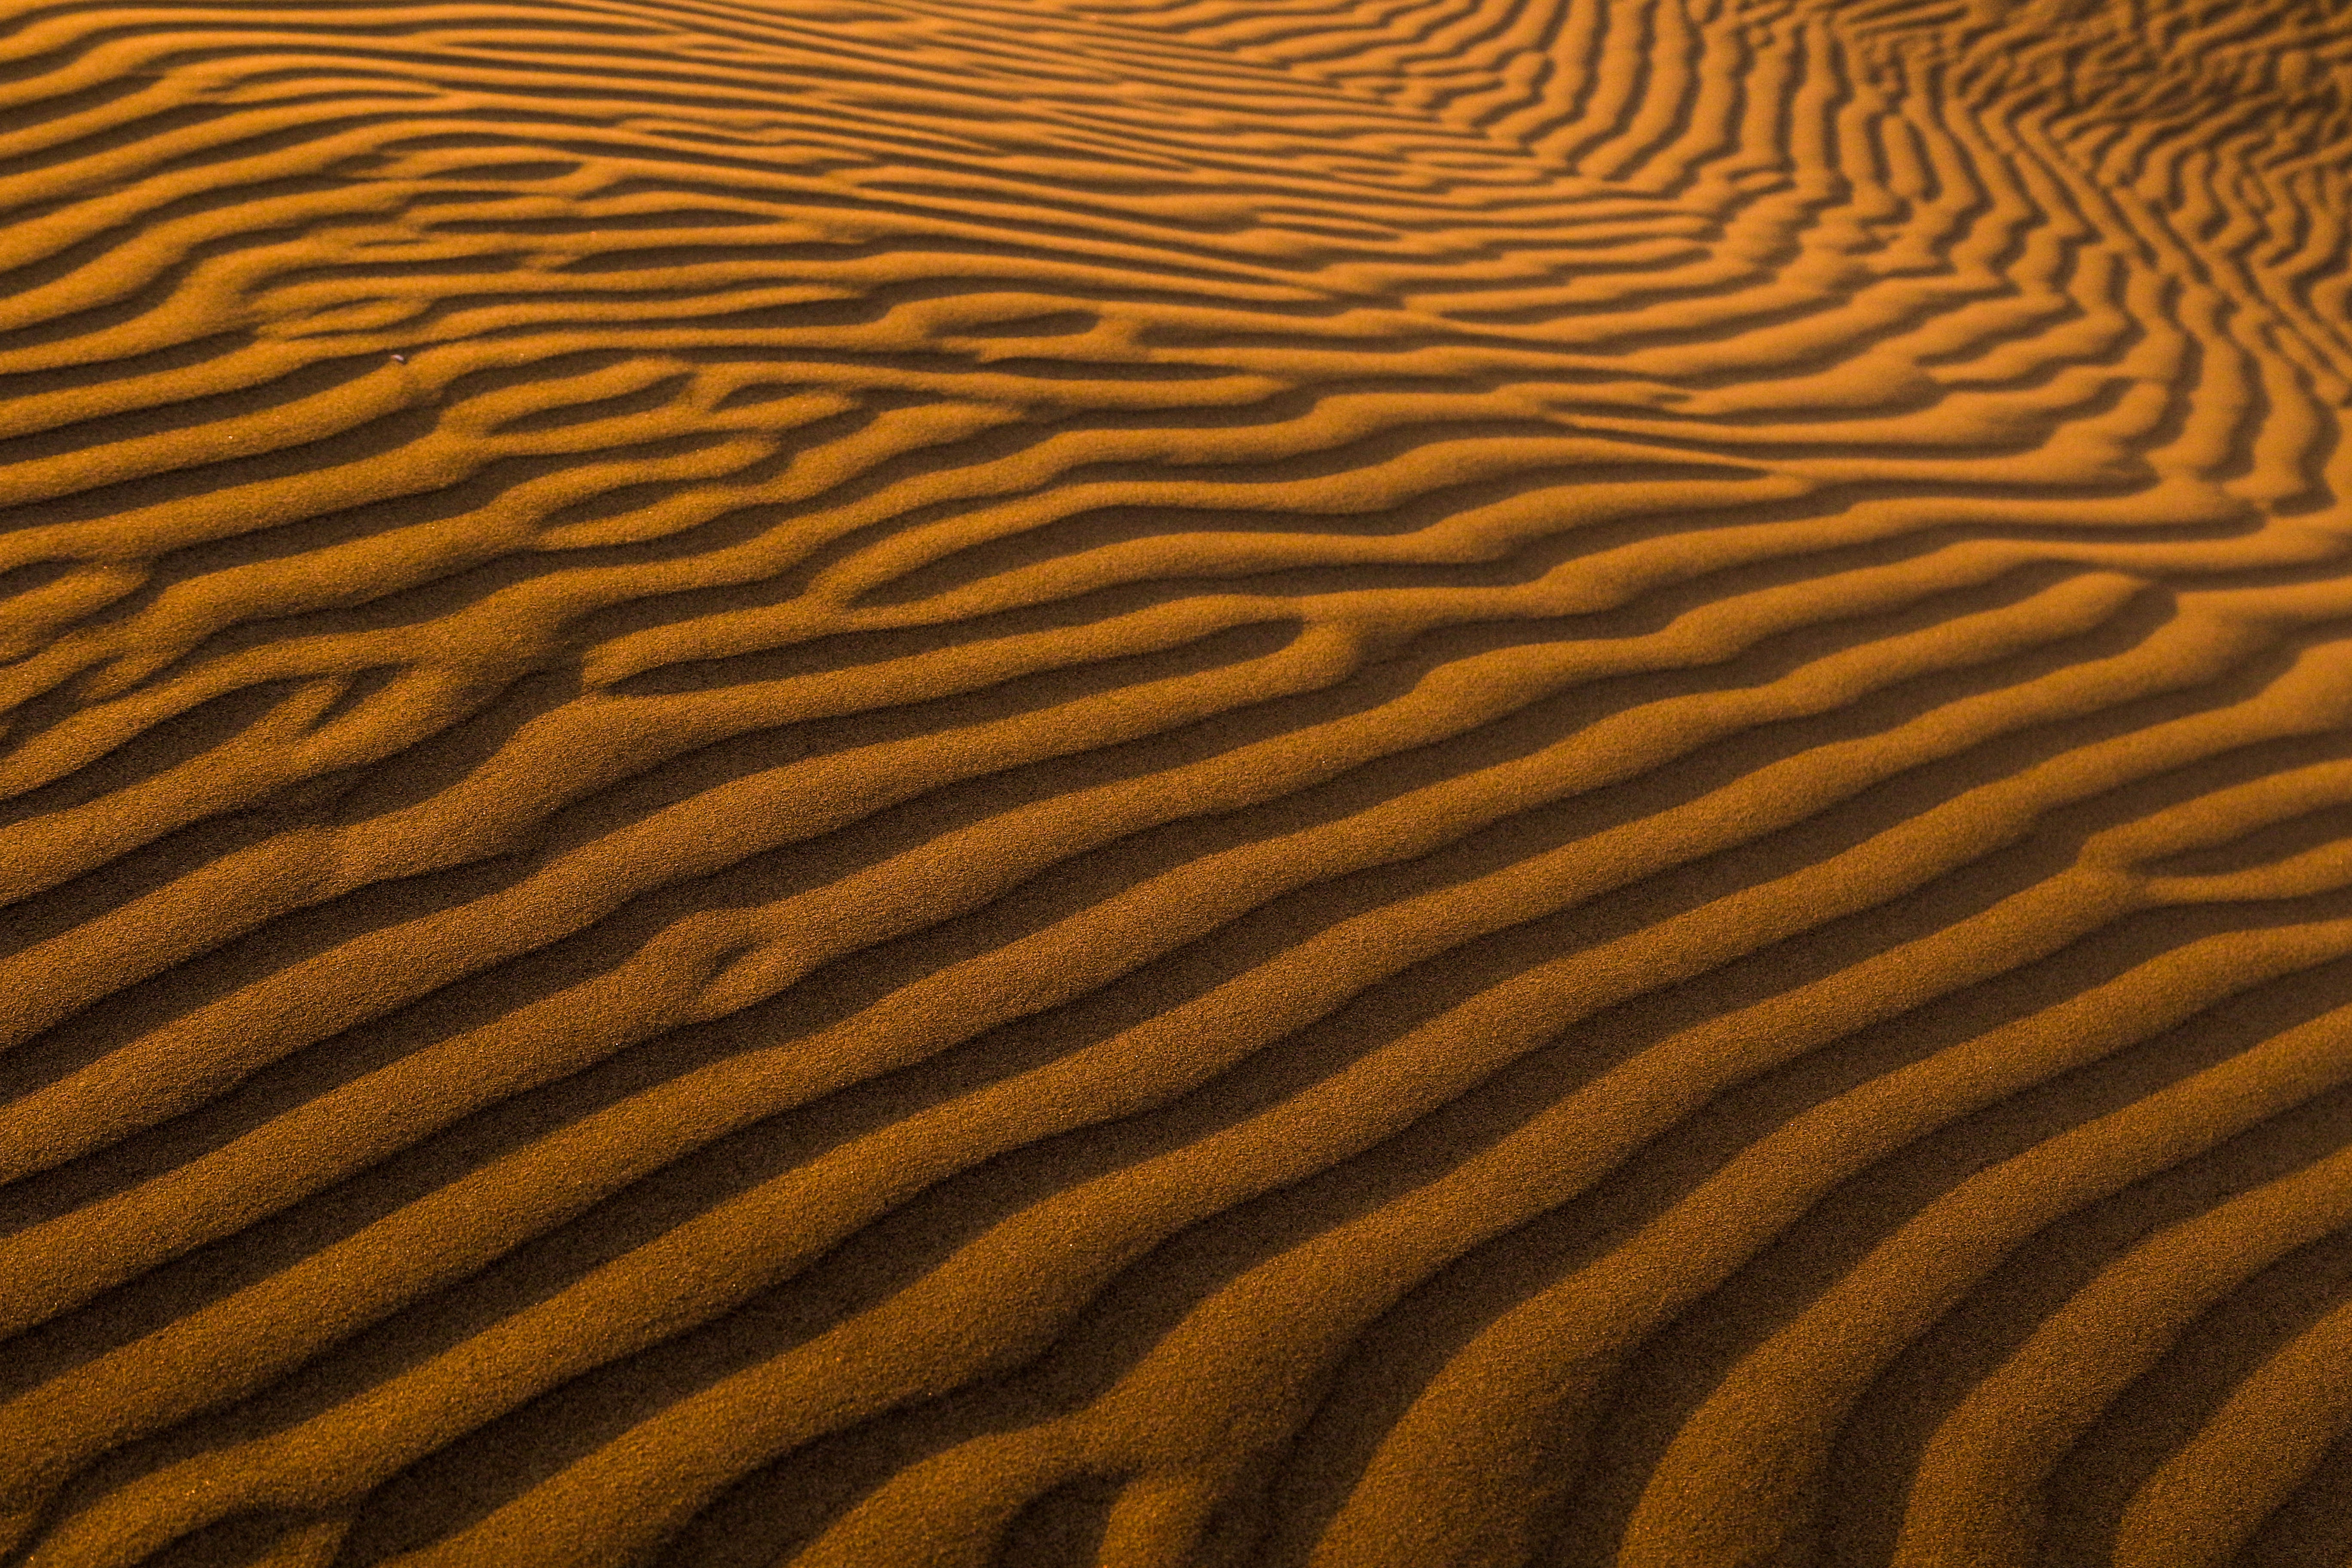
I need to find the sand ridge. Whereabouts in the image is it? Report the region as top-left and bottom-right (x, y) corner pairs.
(3, 0), (2352, 1562)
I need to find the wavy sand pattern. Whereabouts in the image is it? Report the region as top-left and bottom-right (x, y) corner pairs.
(5, 0), (2352, 1562)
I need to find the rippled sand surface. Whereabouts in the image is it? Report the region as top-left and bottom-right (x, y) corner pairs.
(6, 0), (2352, 1562)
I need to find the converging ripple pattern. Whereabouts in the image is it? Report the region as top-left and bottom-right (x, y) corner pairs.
(4, 0), (2352, 1562)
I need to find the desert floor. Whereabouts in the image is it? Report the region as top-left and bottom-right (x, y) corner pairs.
(6, 0), (2352, 1563)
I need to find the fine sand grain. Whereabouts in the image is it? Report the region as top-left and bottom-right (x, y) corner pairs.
(5, 0), (2352, 1562)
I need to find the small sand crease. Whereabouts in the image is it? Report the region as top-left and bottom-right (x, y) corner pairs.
(6, 0), (2352, 1563)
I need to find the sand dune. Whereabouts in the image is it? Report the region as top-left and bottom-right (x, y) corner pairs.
(4, 0), (2352, 1562)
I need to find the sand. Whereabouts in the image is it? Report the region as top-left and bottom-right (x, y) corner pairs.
(3, 0), (2352, 1562)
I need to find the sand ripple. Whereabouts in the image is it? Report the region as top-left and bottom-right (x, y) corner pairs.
(5, 0), (2352, 1562)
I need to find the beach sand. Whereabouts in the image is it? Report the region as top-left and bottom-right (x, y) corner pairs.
(5, 0), (2352, 1562)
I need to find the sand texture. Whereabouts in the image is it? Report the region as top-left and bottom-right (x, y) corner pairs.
(6, 0), (2352, 1562)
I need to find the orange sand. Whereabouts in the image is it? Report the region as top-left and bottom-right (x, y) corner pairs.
(5, 0), (2352, 1562)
